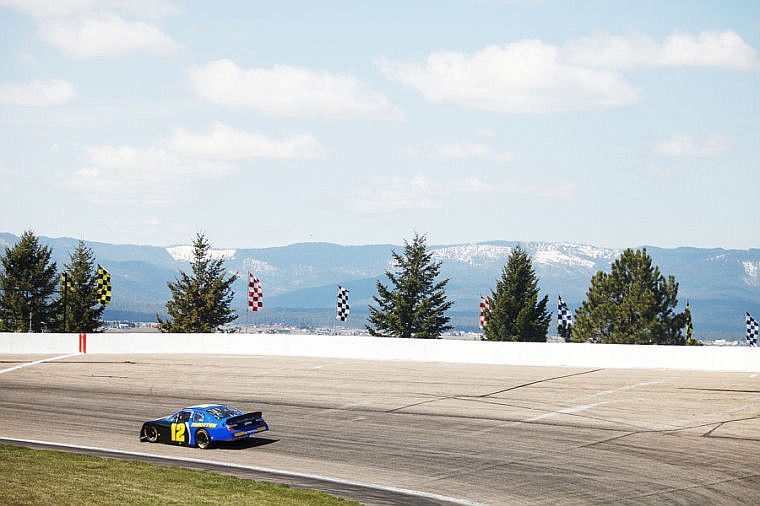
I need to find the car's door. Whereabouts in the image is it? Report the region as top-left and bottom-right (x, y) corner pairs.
(188, 409), (208, 445)
(167, 410), (192, 446)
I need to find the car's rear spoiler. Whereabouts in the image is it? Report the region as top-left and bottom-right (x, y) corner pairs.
(226, 411), (264, 428)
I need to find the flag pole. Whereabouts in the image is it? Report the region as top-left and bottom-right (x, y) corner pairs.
(246, 272), (251, 333)
(333, 285), (337, 335)
(62, 273), (67, 333)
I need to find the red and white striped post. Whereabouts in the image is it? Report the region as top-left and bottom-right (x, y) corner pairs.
(78, 333), (87, 353)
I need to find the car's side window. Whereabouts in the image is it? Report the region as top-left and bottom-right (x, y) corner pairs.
(192, 411), (204, 423)
(176, 411), (191, 423)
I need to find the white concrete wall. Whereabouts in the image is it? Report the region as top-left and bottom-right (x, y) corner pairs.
(1, 332), (759, 372)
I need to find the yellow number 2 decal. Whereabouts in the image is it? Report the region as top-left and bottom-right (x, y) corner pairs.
(171, 423), (186, 442)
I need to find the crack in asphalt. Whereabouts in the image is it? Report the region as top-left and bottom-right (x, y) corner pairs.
(385, 368), (604, 413)
(474, 369), (605, 398)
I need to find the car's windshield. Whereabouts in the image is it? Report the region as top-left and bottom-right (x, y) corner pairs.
(206, 406), (243, 419)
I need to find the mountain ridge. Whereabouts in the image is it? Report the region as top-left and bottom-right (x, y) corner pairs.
(1, 232), (758, 338)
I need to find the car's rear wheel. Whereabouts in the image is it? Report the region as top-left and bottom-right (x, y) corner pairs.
(195, 429), (211, 449)
(144, 425), (159, 443)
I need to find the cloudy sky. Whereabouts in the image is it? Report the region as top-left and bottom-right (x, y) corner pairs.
(1, 1), (758, 249)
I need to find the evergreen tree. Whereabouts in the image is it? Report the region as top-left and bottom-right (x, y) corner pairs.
(571, 248), (685, 344)
(366, 233), (453, 338)
(483, 245), (550, 342)
(0, 230), (59, 332)
(60, 240), (105, 333)
(157, 233), (239, 333)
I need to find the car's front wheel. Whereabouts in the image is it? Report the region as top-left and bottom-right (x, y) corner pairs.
(195, 429), (211, 449)
(143, 425), (159, 443)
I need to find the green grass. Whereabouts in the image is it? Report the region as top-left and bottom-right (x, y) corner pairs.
(0, 444), (357, 505)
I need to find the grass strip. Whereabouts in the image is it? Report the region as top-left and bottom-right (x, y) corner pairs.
(0, 443), (357, 505)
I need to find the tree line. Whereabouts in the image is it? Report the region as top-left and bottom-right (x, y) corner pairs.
(0, 231), (105, 332)
(0, 230), (694, 344)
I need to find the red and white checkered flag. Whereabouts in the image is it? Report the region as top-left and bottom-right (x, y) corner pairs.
(248, 273), (263, 311)
(479, 295), (490, 329)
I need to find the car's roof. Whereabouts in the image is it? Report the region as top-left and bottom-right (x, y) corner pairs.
(186, 404), (225, 411)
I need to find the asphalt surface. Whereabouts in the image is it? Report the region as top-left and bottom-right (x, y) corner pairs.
(1, 353), (759, 505)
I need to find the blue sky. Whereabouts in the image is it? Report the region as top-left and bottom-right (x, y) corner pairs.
(1, 1), (758, 249)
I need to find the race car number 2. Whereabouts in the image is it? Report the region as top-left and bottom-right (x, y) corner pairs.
(171, 422), (187, 442)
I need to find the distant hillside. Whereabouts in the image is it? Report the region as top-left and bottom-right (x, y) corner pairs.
(1, 233), (758, 339)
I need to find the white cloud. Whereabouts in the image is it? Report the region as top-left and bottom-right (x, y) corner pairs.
(40, 13), (179, 58)
(0, 78), (76, 106)
(564, 30), (759, 71)
(654, 134), (728, 157)
(351, 176), (443, 213)
(189, 59), (401, 119)
(427, 141), (513, 162)
(457, 177), (574, 198)
(0, 0), (178, 19)
(660, 31), (759, 70)
(166, 123), (325, 160)
(562, 32), (661, 70)
(350, 176), (572, 213)
(67, 123), (325, 206)
(67, 145), (236, 206)
(378, 40), (641, 114)
(379, 30), (758, 115)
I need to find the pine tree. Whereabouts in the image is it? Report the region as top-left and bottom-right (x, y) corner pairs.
(366, 233), (453, 338)
(0, 230), (59, 332)
(572, 248), (685, 344)
(60, 240), (105, 333)
(483, 245), (550, 342)
(157, 233), (239, 333)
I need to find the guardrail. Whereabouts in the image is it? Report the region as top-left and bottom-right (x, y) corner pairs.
(1, 332), (758, 372)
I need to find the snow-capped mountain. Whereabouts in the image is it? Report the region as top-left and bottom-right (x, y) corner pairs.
(166, 245), (236, 262)
(432, 242), (619, 271)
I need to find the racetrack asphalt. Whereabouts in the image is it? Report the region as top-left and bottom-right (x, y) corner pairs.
(1, 353), (759, 505)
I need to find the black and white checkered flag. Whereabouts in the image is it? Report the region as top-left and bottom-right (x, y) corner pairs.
(557, 295), (573, 339)
(747, 312), (758, 347)
(336, 285), (350, 321)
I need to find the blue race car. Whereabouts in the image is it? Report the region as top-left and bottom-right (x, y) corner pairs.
(139, 404), (269, 449)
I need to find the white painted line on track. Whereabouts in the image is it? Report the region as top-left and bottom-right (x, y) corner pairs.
(301, 401), (373, 419)
(0, 353), (81, 375)
(588, 380), (668, 398)
(472, 402), (606, 435)
(522, 402), (606, 423)
(1, 437), (487, 506)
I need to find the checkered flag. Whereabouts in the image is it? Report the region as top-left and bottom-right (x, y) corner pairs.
(61, 272), (74, 293)
(747, 313), (758, 347)
(479, 295), (490, 329)
(557, 295), (572, 340)
(96, 265), (111, 305)
(248, 273), (262, 311)
(336, 285), (350, 321)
